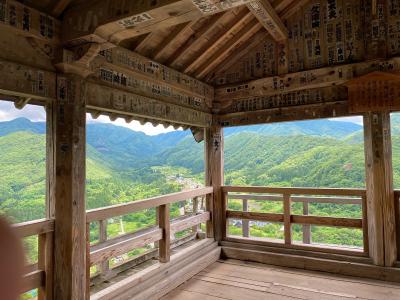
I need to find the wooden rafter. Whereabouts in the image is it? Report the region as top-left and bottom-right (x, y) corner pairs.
(152, 21), (196, 62)
(182, 8), (251, 74)
(196, 19), (263, 79)
(167, 12), (232, 69)
(62, 0), (254, 46)
(280, 0), (310, 19)
(52, 0), (73, 17)
(247, 0), (288, 42)
(205, 31), (269, 82)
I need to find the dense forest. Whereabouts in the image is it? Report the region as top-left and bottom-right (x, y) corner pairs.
(2, 115), (400, 288)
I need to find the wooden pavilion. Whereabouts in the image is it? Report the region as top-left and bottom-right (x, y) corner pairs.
(4, 0), (400, 299)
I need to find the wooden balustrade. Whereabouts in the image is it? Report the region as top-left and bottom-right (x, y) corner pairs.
(223, 186), (368, 256)
(13, 219), (55, 299)
(85, 187), (213, 288)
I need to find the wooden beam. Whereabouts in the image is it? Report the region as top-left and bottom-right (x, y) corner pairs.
(60, 46), (214, 112)
(364, 112), (397, 267)
(85, 82), (212, 128)
(247, 0), (288, 42)
(62, 0), (254, 46)
(205, 125), (225, 241)
(0, 59), (56, 102)
(215, 58), (400, 103)
(217, 100), (350, 127)
(0, 1), (60, 44)
(279, 0), (309, 19)
(53, 75), (87, 300)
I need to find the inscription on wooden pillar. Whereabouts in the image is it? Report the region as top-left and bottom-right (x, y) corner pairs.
(205, 125), (224, 241)
(53, 74), (87, 300)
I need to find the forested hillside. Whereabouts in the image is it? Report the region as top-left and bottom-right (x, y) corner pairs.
(2, 116), (400, 265)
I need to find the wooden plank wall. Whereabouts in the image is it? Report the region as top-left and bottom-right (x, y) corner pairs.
(211, 0), (400, 86)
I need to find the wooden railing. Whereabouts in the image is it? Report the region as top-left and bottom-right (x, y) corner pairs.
(13, 218), (54, 299)
(222, 186), (368, 256)
(85, 187), (213, 286)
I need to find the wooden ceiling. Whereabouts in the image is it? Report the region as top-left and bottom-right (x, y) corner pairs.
(17, 0), (307, 83)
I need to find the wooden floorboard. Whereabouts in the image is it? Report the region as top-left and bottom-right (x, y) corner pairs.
(161, 259), (400, 300)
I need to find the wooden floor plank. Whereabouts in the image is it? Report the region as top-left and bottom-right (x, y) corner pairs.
(162, 259), (400, 300)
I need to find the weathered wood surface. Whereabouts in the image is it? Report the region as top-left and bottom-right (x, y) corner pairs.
(87, 187), (213, 222)
(364, 112), (397, 267)
(91, 239), (219, 300)
(13, 219), (54, 238)
(205, 126), (225, 241)
(62, 0), (254, 45)
(162, 260), (400, 300)
(222, 186), (366, 197)
(53, 74), (87, 300)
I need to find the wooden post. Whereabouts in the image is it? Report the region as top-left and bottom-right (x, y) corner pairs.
(364, 112), (397, 267)
(53, 74), (87, 299)
(205, 126), (224, 241)
(40, 102), (55, 300)
(242, 199), (250, 238)
(99, 220), (109, 275)
(192, 197), (200, 234)
(283, 193), (292, 245)
(158, 204), (171, 263)
(302, 202), (311, 244)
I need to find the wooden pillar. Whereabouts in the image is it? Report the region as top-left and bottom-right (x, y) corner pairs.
(364, 112), (397, 267)
(53, 74), (87, 299)
(205, 125), (224, 242)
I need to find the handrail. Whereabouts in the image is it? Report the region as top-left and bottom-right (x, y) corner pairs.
(223, 185), (368, 257)
(13, 219), (54, 298)
(13, 219), (54, 238)
(228, 194), (362, 204)
(85, 187), (214, 290)
(223, 186), (366, 197)
(87, 187), (213, 222)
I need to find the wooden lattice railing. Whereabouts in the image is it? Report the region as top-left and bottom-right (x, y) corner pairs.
(14, 218), (54, 298)
(222, 186), (369, 256)
(85, 187), (214, 288)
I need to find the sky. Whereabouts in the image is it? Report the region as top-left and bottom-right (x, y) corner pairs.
(0, 100), (364, 135)
(0, 101), (177, 135)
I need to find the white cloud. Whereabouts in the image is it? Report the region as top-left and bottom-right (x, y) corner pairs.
(329, 116), (363, 125)
(0, 101), (46, 122)
(87, 114), (181, 136)
(0, 100), (180, 135)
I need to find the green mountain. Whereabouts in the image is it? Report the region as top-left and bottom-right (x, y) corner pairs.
(3, 115), (399, 258)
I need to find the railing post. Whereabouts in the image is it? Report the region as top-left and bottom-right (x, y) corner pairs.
(242, 199), (249, 238)
(38, 231), (54, 300)
(99, 219), (109, 275)
(86, 223), (90, 300)
(361, 194), (369, 255)
(192, 197), (199, 234)
(302, 201), (311, 244)
(158, 204), (171, 263)
(283, 193), (292, 245)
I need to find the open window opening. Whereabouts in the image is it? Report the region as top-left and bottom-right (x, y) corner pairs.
(85, 114), (207, 285)
(224, 117), (367, 252)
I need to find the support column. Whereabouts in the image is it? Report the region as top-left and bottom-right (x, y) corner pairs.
(53, 74), (87, 299)
(205, 125), (224, 242)
(364, 112), (397, 266)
